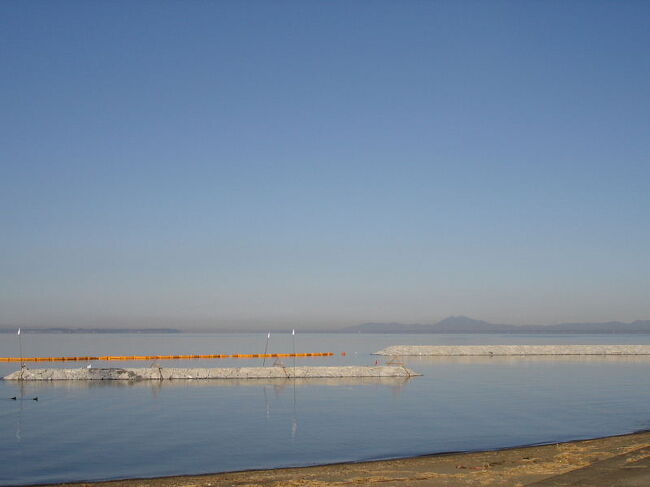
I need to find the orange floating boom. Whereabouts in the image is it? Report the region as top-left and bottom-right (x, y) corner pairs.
(0, 352), (336, 362)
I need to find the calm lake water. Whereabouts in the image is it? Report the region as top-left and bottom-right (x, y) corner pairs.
(1, 333), (650, 485)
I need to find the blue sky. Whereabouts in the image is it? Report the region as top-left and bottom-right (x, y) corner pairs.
(1, 1), (649, 329)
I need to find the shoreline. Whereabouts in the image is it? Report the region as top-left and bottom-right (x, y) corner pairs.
(23, 430), (650, 487)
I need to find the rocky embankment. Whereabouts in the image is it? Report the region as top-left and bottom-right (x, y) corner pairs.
(374, 345), (650, 356)
(3, 365), (420, 381)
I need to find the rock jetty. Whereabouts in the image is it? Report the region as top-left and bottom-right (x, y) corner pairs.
(3, 365), (420, 381)
(374, 345), (650, 356)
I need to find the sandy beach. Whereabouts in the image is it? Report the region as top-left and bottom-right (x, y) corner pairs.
(30, 430), (650, 487)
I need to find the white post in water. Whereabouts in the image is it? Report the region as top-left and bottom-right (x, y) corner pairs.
(291, 329), (297, 422)
(292, 329), (296, 374)
(262, 332), (270, 366)
(17, 328), (23, 370)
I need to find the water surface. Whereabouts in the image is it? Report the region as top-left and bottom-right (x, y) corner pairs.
(1, 333), (649, 485)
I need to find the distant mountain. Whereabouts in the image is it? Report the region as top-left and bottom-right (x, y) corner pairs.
(0, 328), (181, 334)
(341, 316), (650, 334)
(340, 316), (513, 333)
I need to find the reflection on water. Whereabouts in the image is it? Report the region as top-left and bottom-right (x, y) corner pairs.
(2, 375), (412, 390)
(1, 368), (412, 486)
(13, 382), (26, 442)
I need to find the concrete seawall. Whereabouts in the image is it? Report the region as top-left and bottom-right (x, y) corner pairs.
(374, 345), (650, 356)
(3, 365), (420, 381)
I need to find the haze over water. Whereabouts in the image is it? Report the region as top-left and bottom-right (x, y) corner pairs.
(2, 1), (649, 331)
(2, 333), (650, 485)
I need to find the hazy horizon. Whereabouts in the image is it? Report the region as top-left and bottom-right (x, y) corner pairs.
(4, 315), (650, 333)
(2, 2), (649, 331)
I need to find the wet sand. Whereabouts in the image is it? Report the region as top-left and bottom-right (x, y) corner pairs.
(31, 431), (650, 487)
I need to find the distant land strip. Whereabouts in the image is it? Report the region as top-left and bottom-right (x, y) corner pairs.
(3, 316), (650, 334)
(0, 328), (180, 334)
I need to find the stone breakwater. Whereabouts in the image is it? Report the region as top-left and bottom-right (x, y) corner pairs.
(374, 345), (650, 356)
(3, 365), (420, 381)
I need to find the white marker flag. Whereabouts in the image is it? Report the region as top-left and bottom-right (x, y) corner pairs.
(17, 328), (20, 336)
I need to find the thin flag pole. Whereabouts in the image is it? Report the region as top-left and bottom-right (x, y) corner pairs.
(262, 332), (270, 367)
(17, 328), (23, 369)
(291, 328), (297, 436)
(292, 329), (296, 373)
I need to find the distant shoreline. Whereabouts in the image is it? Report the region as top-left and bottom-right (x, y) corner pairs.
(0, 328), (181, 334)
(3, 328), (650, 334)
(3, 316), (650, 334)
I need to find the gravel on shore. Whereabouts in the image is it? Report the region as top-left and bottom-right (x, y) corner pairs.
(27, 431), (650, 487)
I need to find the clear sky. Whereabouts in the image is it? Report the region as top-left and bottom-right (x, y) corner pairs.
(2, 1), (649, 330)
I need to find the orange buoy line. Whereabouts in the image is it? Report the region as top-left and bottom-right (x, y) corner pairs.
(0, 352), (336, 363)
